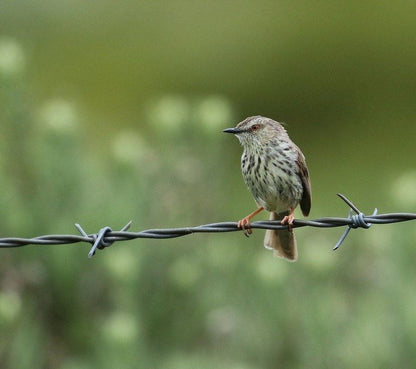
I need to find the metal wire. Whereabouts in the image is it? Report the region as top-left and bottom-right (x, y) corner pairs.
(0, 194), (414, 258)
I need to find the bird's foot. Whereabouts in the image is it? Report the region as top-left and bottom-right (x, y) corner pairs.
(281, 211), (295, 232)
(237, 207), (264, 237)
(238, 217), (253, 237)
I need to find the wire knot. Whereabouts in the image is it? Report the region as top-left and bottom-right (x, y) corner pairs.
(350, 212), (372, 229)
(75, 221), (132, 258)
(333, 194), (377, 250)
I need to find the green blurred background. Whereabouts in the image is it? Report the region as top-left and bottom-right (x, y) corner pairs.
(1, 1), (416, 368)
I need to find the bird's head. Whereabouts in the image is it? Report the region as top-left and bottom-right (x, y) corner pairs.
(223, 115), (287, 148)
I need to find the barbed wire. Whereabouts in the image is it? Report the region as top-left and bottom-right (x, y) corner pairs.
(0, 194), (415, 258)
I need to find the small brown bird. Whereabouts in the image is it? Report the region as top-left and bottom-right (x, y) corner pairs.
(223, 116), (311, 261)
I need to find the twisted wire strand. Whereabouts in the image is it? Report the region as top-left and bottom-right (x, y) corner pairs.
(0, 194), (414, 257)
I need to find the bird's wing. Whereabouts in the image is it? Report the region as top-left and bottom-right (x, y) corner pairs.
(296, 149), (311, 216)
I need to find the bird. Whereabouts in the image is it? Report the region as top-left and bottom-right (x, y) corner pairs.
(223, 115), (311, 261)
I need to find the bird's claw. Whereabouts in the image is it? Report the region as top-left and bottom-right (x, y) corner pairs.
(238, 218), (253, 237)
(281, 213), (295, 232)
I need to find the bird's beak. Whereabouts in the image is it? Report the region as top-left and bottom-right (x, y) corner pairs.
(222, 127), (243, 134)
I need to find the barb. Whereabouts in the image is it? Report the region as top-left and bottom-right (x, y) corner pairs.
(75, 221), (132, 258)
(0, 194), (414, 258)
(333, 194), (378, 251)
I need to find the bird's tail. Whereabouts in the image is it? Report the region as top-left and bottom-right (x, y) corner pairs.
(264, 211), (297, 261)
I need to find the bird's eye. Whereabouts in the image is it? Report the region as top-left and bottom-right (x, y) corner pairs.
(251, 124), (259, 131)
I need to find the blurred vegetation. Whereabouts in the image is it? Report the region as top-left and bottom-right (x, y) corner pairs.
(1, 1), (416, 368)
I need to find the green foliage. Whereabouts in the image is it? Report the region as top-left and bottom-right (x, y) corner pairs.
(1, 2), (416, 368)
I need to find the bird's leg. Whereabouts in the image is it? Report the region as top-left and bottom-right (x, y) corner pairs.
(238, 207), (264, 237)
(281, 208), (295, 232)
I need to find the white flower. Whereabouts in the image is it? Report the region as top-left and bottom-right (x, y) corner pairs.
(0, 37), (25, 76)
